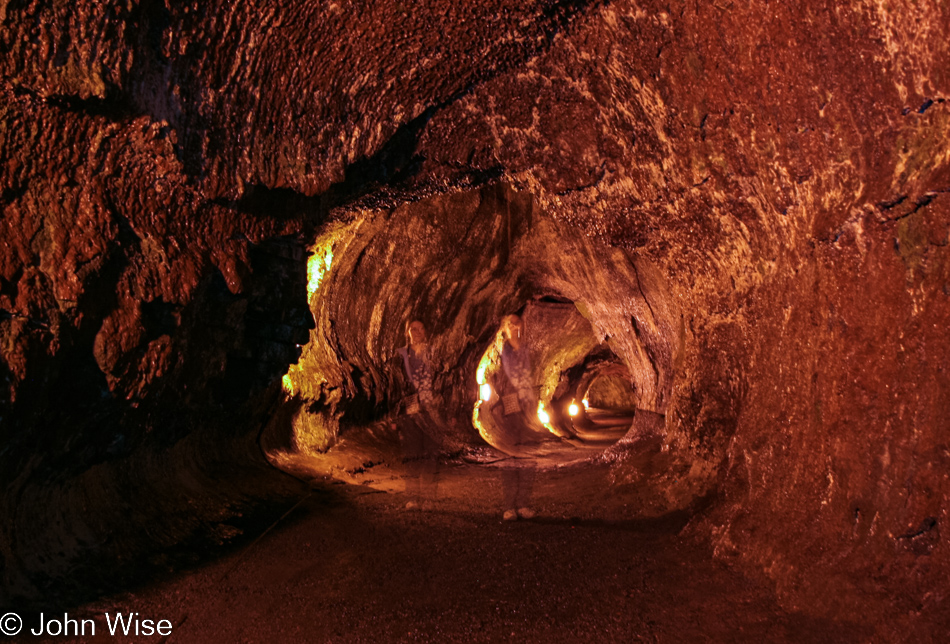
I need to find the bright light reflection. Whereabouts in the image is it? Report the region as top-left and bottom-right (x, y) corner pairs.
(582, 398), (589, 409)
(568, 402), (579, 416)
(306, 246), (334, 300)
(479, 383), (492, 402)
(473, 401), (492, 444)
(281, 374), (294, 395)
(537, 401), (551, 425)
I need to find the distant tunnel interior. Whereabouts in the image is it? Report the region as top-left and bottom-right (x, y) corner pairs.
(264, 184), (679, 477)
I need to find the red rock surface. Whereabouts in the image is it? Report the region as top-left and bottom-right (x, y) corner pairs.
(1, 0), (949, 637)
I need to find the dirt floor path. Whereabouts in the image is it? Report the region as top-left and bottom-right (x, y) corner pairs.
(24, 458), (872, 644)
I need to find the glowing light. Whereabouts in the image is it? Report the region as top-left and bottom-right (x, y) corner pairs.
(281, 374), (295, 395)
(306, 245), (334, 300)
(582, 398), (589, 409)
(472, 337), (502, 447)
(537, 401), (551, 425)
(472, 401), (493, 444)
(476, 361), (488, 385)
(568, 401), (579, 417)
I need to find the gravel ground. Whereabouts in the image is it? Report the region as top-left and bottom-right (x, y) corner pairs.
(18, 459), (872, 644)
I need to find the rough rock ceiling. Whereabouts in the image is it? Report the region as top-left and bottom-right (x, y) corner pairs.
(1, 0), (949, 636)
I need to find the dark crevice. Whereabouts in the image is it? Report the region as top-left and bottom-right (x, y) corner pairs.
(338, 365), (385, 430)
(51, 28), (71, 68)
(878, 195), (907, 212)
(882, 193), (939, 223)
(111, 210), (143, 248)
(536, 294), (574, 304)
(630, 261), (659, 327)
(822, 191), (946, 244)
(141, 298), (181, 343)
(127, 0), (173, 63)
(206, 0), (606, 222)
(904, 97), (945, 115)
(212, 185), (325, 221)
(897, 517), (937, 540)
(1, 181), (29, 204)
(0, 269), (22, 299)
(45, 91), (140, 122)
(629, 314), (660, 389)
(556, 162), (609, 197)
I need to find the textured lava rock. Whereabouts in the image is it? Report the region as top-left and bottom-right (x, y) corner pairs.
(1, 0), (949, 636)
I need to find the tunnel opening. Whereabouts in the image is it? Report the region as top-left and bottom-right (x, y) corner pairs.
(472, 299), (632, 460)
(583, 372), (637, 412)
(554, 349), (637, 448)
(261, 182), (686, 498)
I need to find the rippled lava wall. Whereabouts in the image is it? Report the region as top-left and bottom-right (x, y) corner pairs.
(1, 0), (949, 634)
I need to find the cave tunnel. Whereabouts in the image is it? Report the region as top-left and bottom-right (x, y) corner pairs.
(1, 0), (950, 641)
(265, 185), (670, 482)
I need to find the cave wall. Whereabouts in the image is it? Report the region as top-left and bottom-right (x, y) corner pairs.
(409, 0), (950, 628)
(713, 202), (950, 627)
(0, 4), (319, 602)
(0, 85), (313, 600)
(1, 0), (948, 631)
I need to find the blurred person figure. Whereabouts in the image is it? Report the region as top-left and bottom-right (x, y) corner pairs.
(496, 314), (537, 521)
(396, 319), (443, 510)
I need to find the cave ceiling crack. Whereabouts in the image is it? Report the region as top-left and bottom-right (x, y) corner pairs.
(200, 0), (612, 228)
(896, 516), (937, 540)
(877, 189), (948, 224)
(630, 260), (659, 330)
(307, 0), (612, 215)
(819, 188), (950, 245)
(902, 97), (946, 116)
(555, 161), (609, 197)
